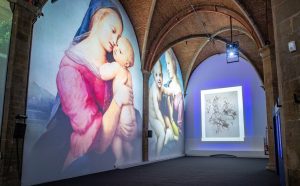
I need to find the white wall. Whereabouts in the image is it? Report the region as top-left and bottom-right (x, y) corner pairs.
(185, 54), (268, 158)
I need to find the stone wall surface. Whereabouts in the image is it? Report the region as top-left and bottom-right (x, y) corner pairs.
(272, 0), (300, 185)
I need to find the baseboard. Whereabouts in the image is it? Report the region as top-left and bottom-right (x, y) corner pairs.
(186, 150), (268, 158)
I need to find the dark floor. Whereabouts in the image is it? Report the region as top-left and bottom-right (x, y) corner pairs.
(39, 156), (280, 186)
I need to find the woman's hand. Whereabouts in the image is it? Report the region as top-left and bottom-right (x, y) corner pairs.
(114, 81), (133, 107)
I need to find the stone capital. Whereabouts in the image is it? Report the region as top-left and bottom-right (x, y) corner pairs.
(8, 0), (42, 18)
(259, 45), (271, 59)
(142, 69), (151, 79)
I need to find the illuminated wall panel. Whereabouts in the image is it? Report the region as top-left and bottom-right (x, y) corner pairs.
(148, 49), (185, 160)
(22, 0), (143, 185)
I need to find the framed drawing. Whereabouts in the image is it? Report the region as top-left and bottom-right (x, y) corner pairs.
(201, 86), (245, 141)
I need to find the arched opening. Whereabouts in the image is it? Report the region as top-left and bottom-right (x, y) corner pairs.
(185, 53), (267, 157)
(144, 4), (264, 72)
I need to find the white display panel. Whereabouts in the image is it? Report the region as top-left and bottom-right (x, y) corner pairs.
(201, 86), (245, 141)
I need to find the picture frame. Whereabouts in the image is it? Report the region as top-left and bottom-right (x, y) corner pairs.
(201, 86), (245, 141)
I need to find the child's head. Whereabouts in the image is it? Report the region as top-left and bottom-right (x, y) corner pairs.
(152, 61), (163, 89)
(113, 37), (134, 68)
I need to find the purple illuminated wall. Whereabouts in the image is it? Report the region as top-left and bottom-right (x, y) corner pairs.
(185, 54), (268, 157)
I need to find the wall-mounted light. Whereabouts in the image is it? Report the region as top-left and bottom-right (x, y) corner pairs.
(288, 41), (297, 53)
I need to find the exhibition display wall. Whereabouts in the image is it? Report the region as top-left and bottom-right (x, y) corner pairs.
(185, 54), (268, 158)
(22, 0), (143, 185)
(148, 49), (185, 160)
(0, 1), (12, 133)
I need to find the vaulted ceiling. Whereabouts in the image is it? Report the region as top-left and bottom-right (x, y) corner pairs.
(120, 0), (273, 89)
(37, 0), (272, 89)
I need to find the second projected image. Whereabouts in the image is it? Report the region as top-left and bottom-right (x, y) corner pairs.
(148, 49), (184, 159)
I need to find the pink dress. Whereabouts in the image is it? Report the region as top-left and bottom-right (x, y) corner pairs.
(28, 49), (113, 181)
(57, 49), (112, 159)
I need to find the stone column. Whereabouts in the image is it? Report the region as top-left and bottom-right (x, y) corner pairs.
(142, 70), (150, 161)
(259, 45), (276, 171)
(0, 0), (40, 185)
(271, 0), (300, 184)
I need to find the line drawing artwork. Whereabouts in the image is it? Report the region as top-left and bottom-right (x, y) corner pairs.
(201, 86), (245, 141)
(206, 94), (238, 134)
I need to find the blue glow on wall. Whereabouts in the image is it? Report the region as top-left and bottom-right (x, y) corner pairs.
(185, 54), (267, 155)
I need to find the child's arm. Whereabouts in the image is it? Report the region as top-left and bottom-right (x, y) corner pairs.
(153, 91), (165, 126)
(162, 87), (174, 96)
(167, 96), (174, 122)
(99, 62), (120, 80)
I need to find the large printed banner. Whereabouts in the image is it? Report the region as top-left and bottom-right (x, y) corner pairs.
(148, 49), (184, 160)
(22, 0), (143, 185)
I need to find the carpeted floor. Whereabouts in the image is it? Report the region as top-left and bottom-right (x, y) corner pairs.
(39, 156), (280, 186)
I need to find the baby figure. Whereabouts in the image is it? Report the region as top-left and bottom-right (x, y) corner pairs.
(99, 37), (137, 165)
(149, 61), (174, 156)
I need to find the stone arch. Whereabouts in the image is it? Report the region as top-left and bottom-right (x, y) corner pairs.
(144, 4), (265, 72)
